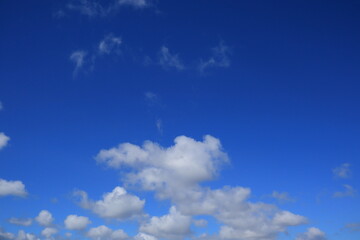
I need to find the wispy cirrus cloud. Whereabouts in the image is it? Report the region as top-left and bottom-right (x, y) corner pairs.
(8, 218), (32, 227)
(333, 184), (357, 198)
(333, 163), (351, 178)
(158, 46), (185, 71)
(198, 41), (231, 72)
(66, 0), (151, 17)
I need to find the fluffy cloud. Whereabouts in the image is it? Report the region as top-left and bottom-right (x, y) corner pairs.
(0, 179), (27, 197)
(96, 135), (307, 240)
(96, 135), (228, 199)
(140, 206), (191, 240)
(199, 42), (231, 72)
(98, 34), (122, 55)
(41, 228), (57, 239)
(295, 227), (326, 240)
(0, 132), (10, 150)
(134, 233), (157, 240)
(333, 184), (357, 198)
(15, 230), (39, 240)
(158, 46), (185, 70)
(8, 218), (32, 226)
(0, 228), (14, 240)
(333, 163), (351, 178)
(64, 215), (91, 230)
(75, 186), (145, 220)
(87, 225), (128, 240)
(35, 210), (54, 227)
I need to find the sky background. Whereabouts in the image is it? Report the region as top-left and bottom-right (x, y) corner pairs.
(0, 1), (360, 240)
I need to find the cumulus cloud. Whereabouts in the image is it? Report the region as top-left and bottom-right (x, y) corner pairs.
(41, 228), (57, 239)
(96, 135), (307, 240)
(134, 233), (157, 240)
(333, 184), (357, 198)
(98, 34), (122, 55)
(198, 41), (231, 72)
(75, 186), (145, 220)
(0, 179), (27, 198)
(0, 132), (10, 150)
(295, 227), (326, 240)
(64, 215), (91, 230)
(96, 135), (228, 199)
(35, 210), (54, 227)
(8, 218), (32, 226)
(193, 219), (208, 227)
(15, 230), (39, 240)
(67, 0), (150, 17)
(0, 228), (14, 240)
(333, 163), (351, 178)
(158, 46), (185, 70)
(87, 225), (128, 240)
(140, 206), (191, 240)
(271, 191), (295, 203)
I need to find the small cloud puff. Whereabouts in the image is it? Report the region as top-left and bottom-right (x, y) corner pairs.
(0, 179), (27, 198)
(0, 132), (10, 150)
(333, 163), (351, 178)
(64, 215), (91, 230)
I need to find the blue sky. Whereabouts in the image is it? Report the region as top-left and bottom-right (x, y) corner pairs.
(0, 0), (360, 240)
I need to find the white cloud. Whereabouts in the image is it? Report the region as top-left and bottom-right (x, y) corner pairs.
(271, 191), (295, 203)
(70, 50), (88, 76)
(140, 206), (191, 240)
(96, 135), (228, 200)
(64, 215), (91, 230)
(0, 228), (14, 240)
(41, 228), (57, 239)
(333, 163), (351, 178)
(333, 184), (357, 198)
(117, 0), (149, 8)
(134, 233), (157, 240)
(87, 225), (128, 240)
(0, 132), (10, 150)
(98, 34), (122, 55)
(15, 230), (39, 240)
(96, 135), (307, 240)
(0, 179), (27, 198)
(158, 46), (185, 70)
(295, 227), (326, 240)
(67, 0), (150, 17)
(199, 41), (231, 72)
(345, 222), (360, 232)
(8, 218), (32, 226)
(35, 210), (54, 227)
(75, 186), (145, 220)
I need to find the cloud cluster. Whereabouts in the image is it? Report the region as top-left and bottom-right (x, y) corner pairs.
(0, 179), (27, 198)
(75, 186), (145, 220)
(0, 132), (10, 150)
(96, 135), (308, 240)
